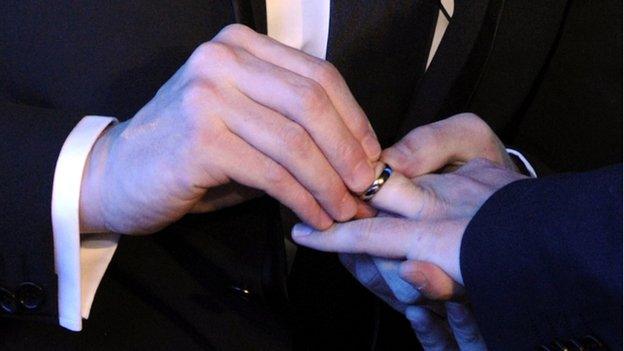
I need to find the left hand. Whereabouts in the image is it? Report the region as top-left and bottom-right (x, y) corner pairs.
(293, 159), (522, 349)
(295, 115), (515, 349)
(291, 158), (527, 287)
(344, 112), (522, 299)
(381, 113), (517, 177)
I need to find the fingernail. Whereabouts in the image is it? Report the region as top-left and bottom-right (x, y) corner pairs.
(401, 268), (428, 290)
(292, 223), (314, 237)
(412, 271), (429, 290)
(352, 159), (374, 192)
(362, 134), (381, 160)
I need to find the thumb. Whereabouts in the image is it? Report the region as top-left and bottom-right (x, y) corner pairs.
(382, 113), (508, 178)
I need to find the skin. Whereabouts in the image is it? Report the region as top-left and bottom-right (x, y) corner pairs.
(382, 113), (517, 177)
(78, 24), (380, 235)
(293, 159), (527, 349)
(294, 114), (525, 349)
(78, 25), (519, 347)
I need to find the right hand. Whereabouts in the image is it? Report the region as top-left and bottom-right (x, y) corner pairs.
(339, 255), (486, 350)
(400, 261), (487, 351)
(406, 302), (487, 351)
(79, 24), (380, 235)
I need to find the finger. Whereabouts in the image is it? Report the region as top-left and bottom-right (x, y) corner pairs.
(405, 306), (458, 351)
(399, 260), (465, 301)
(226, 48), (374, 192)
(223, 89), (357, 221)
(367, 168), (432, 219)
(353, 199), (377, 219)
(382, 114), (509, 178)
(212, 131), (333, 230)
(372, 257), (423, 304)
(291, 217), (416, 258)
(445, 302), (488, 350)
(213, 24), (381, 160)
(339, 254), (408, 312)
(292, 217), (465, 284)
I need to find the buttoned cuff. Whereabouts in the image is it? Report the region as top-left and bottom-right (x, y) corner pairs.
(506, 148), (537, 178)
(51, 116), (119, 331)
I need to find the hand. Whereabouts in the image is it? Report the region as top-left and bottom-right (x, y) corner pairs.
(79, 24), (381, 234)
(382, 113), (517, 177)
(400, 261), (486, 350)
(291, 158), (527, 287)
(406, 302), (487, 351)
(340, 254), (485, 350)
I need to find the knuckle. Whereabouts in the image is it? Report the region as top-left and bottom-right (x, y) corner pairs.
(216, 23), (253, 42)
(311, 60), (341, 87)
(279, 123), (312, 154)
(263, 163), (290, 187)
(455, 112), (480, 122)
(180, 80), (221, 114)
(405, 126), (437, 151)
(178, 81), (225, 142)
(293, 80), (329, 114)
(351, 220), (374, 249)
(457, 112), (492, 135)
(189, 41), (237, 72)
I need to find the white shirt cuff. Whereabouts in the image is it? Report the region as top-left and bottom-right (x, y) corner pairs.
(51, 116), (119, 331)
(506, 148), (538, 178)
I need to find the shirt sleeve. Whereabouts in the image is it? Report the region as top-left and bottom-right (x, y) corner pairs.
(506, 148), (538, 178)
(51, 116), (120, 331)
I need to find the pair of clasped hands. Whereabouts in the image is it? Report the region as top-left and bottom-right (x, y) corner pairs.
(79, 25), (526, 350)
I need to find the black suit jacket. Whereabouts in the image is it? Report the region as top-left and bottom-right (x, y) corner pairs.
(0, 0), (621, 350)
(462, 165), (622, 350)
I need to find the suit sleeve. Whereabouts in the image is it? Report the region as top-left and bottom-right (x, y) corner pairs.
(0, 100), (85, 322)
(460, 165), (622, 350)
(1, 101), (122, 330)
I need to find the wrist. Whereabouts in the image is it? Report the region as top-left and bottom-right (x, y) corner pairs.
(79, 121), (124, 233)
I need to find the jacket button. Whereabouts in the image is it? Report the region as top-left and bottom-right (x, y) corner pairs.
(229, 285), (252, 301)
(0, 287), (18, 313)
(16, 282), (44, 310)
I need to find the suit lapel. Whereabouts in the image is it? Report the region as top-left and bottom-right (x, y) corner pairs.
(326, 0), (438, 146)
(398, 0), (496, 136)
(399, 0), (572, 137)
(464, 0), (571, 135)
(249, 0), (267, 34)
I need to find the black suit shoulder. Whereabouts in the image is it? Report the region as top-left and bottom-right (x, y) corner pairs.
(461, 165), (622, 350)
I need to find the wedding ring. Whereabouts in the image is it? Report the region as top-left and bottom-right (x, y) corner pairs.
(360, 164), (393, 201)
